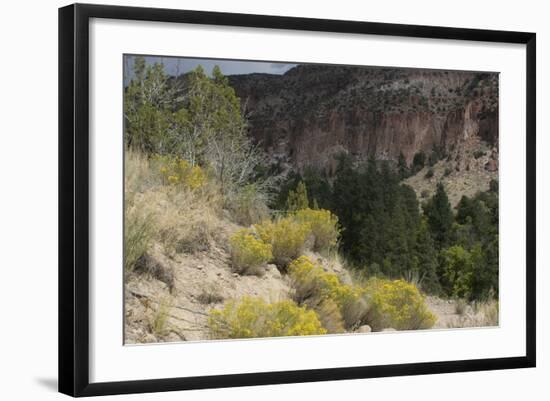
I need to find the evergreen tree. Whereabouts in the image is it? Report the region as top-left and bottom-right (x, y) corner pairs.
(423, 182), (453, 247)
(332, 154), (362, 257)
(124, 57), (172, 153)
(412, 151), (426, 174)
(397, 152), (409, 179)
(302, 167), (332, 210)
(412, 218), (441, 294)
(286, 180), (309, 211)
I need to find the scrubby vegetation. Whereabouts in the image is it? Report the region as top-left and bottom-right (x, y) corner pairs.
(208, 297), (326, 338)
(124, 56), (498, 343)
(288, 256), (367, 331)
(364, 278), (436, 331)
(229, 229), (272, 275)
(276, 154), (498, 303)
(254, 217), (311, 269)
(288, 256), (436, 332)
(293, 208), (340, 252)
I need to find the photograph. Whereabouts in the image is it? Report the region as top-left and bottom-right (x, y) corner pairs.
(123, 55), (500, 344)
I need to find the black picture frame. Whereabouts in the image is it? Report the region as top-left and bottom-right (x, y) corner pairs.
(59, 3), (536, 397)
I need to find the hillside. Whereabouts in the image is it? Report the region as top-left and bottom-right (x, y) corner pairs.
(229, 65), (498, 176)
(404, 136), (498, 207)
(124, 57), (499, 344)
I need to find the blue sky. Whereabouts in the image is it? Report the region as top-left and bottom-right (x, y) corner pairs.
(124, 55), (297, 79)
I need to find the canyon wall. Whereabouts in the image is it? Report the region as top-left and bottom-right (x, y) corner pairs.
(229, 65), (499, 173)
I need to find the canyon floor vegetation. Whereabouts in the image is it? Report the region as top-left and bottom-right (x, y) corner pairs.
(124, 56), (499, 343)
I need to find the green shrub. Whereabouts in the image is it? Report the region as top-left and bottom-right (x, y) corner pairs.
(254, 217), (311, 268)
(293, 208), (340, 252)
(425, 168), (434, 179)
(364, 278), (436, 331)
(288, 256), (368, 330)
(229, 229), (273, 275)
(440, 244), (484, 300)
(208, 297), (326, 339)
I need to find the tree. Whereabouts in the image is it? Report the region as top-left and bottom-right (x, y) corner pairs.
(124, 61), (274, 205)
(423, 182), (453, 247)
(286, 181), (309, 212)
(440, 245), (474, 299)
(397, 152), (409, 179)
(411, 218), (440, 294)
(412, 151), (426, 174)
(440, 243), (486, 301)
(124, 56), (173, 153)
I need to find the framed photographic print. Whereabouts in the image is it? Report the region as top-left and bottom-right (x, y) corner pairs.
(58, 3), (536, 397)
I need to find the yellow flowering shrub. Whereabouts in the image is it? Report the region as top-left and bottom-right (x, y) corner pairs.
(288, 256), (368, 330)
(229, 229), (273, 276)
(208, 297), (326, 339)
(364, 278), (436, 331)
(293, 208), (340, 251)
(254, 217), (311, 268)
(155, 155), (206, 190)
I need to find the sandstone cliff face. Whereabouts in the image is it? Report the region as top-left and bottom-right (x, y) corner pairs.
(229, 65), (498, 172)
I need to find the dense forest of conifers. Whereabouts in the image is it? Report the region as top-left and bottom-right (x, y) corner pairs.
(272, 158), (499, 301)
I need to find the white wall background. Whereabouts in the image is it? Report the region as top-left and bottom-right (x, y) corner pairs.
(0, 0), (546, 399)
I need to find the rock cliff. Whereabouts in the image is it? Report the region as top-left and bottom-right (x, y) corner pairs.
(229, 65), (498, 173)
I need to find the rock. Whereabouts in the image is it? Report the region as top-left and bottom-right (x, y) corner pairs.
(485, 159), (498, 172)
(356, 325), (372, 333)
(232, 273), (239, 278)
(229, 67), (498, 172)
(266, 264), (282, 279)
(216, 271), (222, 277)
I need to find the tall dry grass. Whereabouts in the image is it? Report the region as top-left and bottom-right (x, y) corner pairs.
(125, 149), (226, 264)
(446, 299), (499, 328)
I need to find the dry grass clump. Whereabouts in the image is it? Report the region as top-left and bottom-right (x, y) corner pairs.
(227, 184), (271, 226)
(133, 253), (175, 293)
(148, 299), (171, 337)
(152, 188), (223, 255)
(197, 283), (225, 305)
(124, 198), (154, 272)
(454, 298), (468, 316)
(125, 149), (225, 259)
(447, 299), (499, 328)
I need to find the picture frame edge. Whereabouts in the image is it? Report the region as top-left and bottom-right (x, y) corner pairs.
(58, 3), (537, 397)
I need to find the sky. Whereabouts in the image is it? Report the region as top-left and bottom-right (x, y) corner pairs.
(124, 55), (297, 79)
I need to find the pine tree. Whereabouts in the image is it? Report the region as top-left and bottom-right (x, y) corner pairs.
(286, 180), (309, 211)
(412, 218), (440, 294)
(423, 182), (453, 247)
(397, 152), (409, 179)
